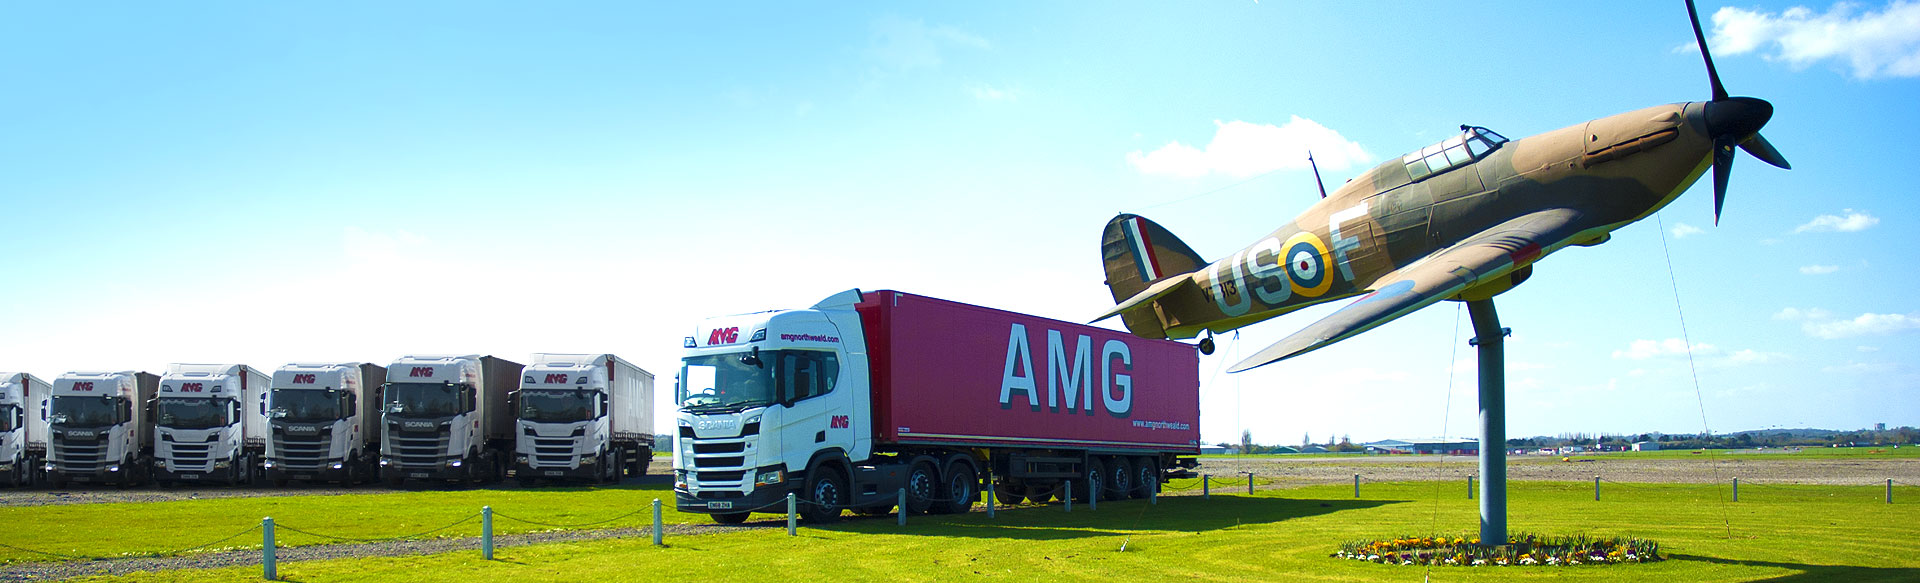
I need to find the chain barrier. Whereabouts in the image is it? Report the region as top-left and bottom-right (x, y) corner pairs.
(275, 513), (480, 543)
(493, 507), (650, 529)
(0, 523), (262, 562)
(1596, 478), (1724, 492)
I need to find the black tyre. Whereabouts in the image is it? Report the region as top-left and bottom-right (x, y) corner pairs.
(603, 449), (621, 484)
(930, 464), (977, 515)
(1105, 457), (1132, 502)
(1075, 458), (1104, 504)
(711, 512), (751, 525)
(1132, 457), (1158, 499)
(800, 467), (847, 524)
(628, 449), (648, 478)
(904, 463), (937, 515)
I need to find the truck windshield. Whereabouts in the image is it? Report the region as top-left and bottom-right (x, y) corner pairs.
(50, 396), (118, 426)
(269, 389), (343, 422)
(520, 390), (594, 422)
(679, 354), (775, 411)
(386, 382), (464, 417)
(157, 398), (230, 429)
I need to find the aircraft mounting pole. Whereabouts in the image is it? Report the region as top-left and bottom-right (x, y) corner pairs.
(1466, 299), (1508, 546)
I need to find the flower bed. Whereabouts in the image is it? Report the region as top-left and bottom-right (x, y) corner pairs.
(1331, 533), (1662, 566)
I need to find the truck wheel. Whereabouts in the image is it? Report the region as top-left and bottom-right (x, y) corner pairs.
(602, 449), (621, 484)
(994, 484), (1026, 505)
(711, 512), (751, 525)
(1105, 457), (1132, 502)
(1075, 458), (1104, 504)
(930, 464), (976, 514)
(1132, 457), (1159, 499)
(800, 467), (847, 524)
(904, 463), (937, 515)
(629, 448), (649, 478)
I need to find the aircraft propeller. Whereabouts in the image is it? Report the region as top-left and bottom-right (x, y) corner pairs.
(1685, 0), (1790, 225)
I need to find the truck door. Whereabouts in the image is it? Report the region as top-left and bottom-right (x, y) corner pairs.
(775, 350), (850, 472)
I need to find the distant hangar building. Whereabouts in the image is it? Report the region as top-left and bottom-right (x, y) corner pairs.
(1364, 438), (1480, 455)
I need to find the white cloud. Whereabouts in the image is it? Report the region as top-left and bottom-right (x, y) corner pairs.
(968, 84), (1018, 102)
(1804, 312), (1920, 339)
(866, 16), (988, 72)
(1858, 345), (1881, 352)
(1823, 361), (1899, 374)
(1612, 338), (1720, 360)
(1725, 349), (1787, 365)
(1126, 116), (1372, 178)
(1670, 222), (1705, 238)
(1799, 264), (1841, 275)
(1774, 307), (1833, 320)
(1712, 1), (1920, 79)
(1794, 209), (1880, 233)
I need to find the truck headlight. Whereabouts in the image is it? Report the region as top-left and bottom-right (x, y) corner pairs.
(515, 455), (529, 464)
(263, 460), (276, 469)
(44, 462), (56, 471)
(450, 459), (463, 468)
(331, 462), (345, 470)
(155, 460), (169, 469)
(107, 465), (121, 473)
(580, 456), (597, 466)
(379, 458), (391, 467)
(213, 461), (230, 469)
(755, 469), (784, 486)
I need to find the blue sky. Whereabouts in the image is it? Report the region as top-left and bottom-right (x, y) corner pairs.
(3, 1), (1915, 443)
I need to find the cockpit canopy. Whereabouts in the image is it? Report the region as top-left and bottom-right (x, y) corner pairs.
(1403, 126), (1507, 182)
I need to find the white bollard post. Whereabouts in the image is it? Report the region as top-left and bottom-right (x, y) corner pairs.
(481, 506), (493, 560)
(787, 493), (797, 536)
(1065, 481), (1073, 512)
(262, 517), (276, 581)
(1203, 474), (1209, 499)
(987, 486), (996, 518)
(651, 499), (663, 547)
(898, 488), (907, 526)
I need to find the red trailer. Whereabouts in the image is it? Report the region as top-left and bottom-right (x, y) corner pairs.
(675, 289), (1200, 523)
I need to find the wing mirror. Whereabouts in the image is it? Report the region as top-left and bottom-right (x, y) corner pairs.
(740, 346), (763, 368)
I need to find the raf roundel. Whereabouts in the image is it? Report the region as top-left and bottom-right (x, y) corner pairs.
(1282, 231), (1332, 297)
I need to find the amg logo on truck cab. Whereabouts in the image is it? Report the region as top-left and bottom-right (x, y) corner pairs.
(707, 327), (739, 346)
(409, 367), (434, 378)
(293, 374), (317, 384)
(181, 383), (204, 392)
(830, 415), (850, 429)
(544, 374), (569, 384)
(999, 324), (1134, 419)
(72, 382), (95, 392)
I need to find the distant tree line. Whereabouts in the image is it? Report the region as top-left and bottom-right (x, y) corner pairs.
(1502, 427), (1918, 449)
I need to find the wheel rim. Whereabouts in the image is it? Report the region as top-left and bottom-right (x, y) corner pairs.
(909, 468), (935, 503)
(950, 472), (973, 504)
(814, 477), (839, 509)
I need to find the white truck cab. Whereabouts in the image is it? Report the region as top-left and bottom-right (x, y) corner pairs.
(379, 354), (518, 485)
(152, 364), (269, 486)
(46, 371), (158, 487)
(265, 363), (384, 485)
(1, 372), (52, 487)
(674, 290), (872, 519)
(510, 354), (653, 484)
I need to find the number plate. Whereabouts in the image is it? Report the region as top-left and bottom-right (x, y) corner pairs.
(707, 501), (734, 510)
(181, 474), (200, 480)
(293, 474), (313, 480)
(409, 472), (429, 478)
(544, 470), (564, 476)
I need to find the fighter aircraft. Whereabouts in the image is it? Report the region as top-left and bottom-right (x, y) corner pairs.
(1094, 1), (1788, 373)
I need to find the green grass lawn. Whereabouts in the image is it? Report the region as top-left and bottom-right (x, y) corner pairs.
(0, 483), (706, 563)
(36, 479), (1920, 582)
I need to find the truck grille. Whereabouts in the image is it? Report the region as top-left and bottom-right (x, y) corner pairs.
(165, 440), (214, 469)
(697, 470), (744, 482)
(389, 432), (451, 468)
(692, 442), (744, 454)
(695, 456), (744, 468)
(51, 434), (107, 471)
(531, 437), (579, 466)
(271, 430), (333, 470)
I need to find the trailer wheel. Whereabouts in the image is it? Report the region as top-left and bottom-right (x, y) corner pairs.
(930, 464), (976, 515)
(1075, 458), (1104, 504)
(1132, 457), (1159, 499)
(711, 512), (751, 525)
(904, 463), (937, 515)
(1105, 457), (1132, 502)
(800, 466), (846, 524)
(628, 448), (649, 478)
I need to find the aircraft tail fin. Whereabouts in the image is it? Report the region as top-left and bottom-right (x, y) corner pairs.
(1099, 214), (1205, 336)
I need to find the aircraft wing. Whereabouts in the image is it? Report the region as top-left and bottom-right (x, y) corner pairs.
(1227, 208), (1589, 373)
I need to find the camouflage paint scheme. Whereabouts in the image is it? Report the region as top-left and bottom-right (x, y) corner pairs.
(1098, 100), (1779, 372)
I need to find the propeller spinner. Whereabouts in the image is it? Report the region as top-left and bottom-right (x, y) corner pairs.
(1685, 0), (1791, 224)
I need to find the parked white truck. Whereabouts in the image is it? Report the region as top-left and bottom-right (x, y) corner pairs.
(265, 363), (387, 486)
(379, 355), (521, 486)
(1, 372), (52, 487)
(510, 353), (654, 485)
(152, 364), (270, 487)
(46, 371), (160, 488)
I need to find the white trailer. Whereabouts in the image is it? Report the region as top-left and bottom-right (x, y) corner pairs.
(378, 355), (521, 486)
(152, 364), (270, 486)
(1, 372), (53, 487)
(47, 371), (160, 488)
(510, 353), (654, 484)
(264, 363), (387, 485)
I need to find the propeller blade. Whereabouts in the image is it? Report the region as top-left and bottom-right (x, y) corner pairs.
(1685, 0), (1730, 101)
(1741, 132), (1791, 169)
(1712, 135), (1735, 225)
